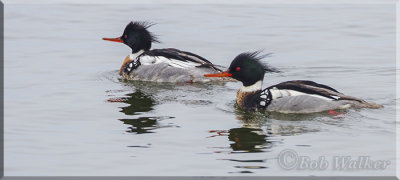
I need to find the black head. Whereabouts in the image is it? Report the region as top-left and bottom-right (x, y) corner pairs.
(103, 21), (160, 53)
(121, 21), (160, 53)
(205, 51), (278, 86)
(228, 52), (267, 86)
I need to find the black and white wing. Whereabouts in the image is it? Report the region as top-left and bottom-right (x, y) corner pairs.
(267, 80), (364, 102)
(137, 48), (223, 71)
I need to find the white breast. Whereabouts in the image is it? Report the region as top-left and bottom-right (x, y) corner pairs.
(129, 50), (145, 60)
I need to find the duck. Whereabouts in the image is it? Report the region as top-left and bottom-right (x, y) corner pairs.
(204, 51), (383, 113)
(103, 21), (232, 83)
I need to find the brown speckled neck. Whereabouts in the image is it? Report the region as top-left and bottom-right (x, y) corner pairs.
(236, 89), (262, 111)
(120, 55), (133, 75)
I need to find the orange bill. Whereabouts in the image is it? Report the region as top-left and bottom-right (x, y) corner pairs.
(204, 71), (232, 77)
(102, 37), (123, 43)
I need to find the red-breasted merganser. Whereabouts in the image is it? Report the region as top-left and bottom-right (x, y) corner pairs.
(103, 21), (232, 82)
(205, 52), (383, 113)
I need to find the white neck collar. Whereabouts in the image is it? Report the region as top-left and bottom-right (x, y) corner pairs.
(129, 50), (145, 60)
(239, 80), (263, 92)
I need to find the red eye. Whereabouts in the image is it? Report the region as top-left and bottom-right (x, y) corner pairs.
(236, 67), (241, 71)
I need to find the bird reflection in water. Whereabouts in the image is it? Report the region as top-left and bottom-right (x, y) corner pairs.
(209, 110), (274, 153)
(118, 91), (155, 115)
(211, 111), (273, 174)
(120, 116), (175, 134)
(211, 109), (322, 174)
(228, 127), (269, 153)
(107, 90), (175, 134)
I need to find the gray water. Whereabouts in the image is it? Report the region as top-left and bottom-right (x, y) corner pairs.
(4, 3), (396, 176)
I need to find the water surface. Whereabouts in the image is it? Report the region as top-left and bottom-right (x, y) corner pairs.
(4, 3), (396, 176)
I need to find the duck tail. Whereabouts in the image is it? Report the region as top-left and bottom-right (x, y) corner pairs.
(348, 100), (384, 109)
